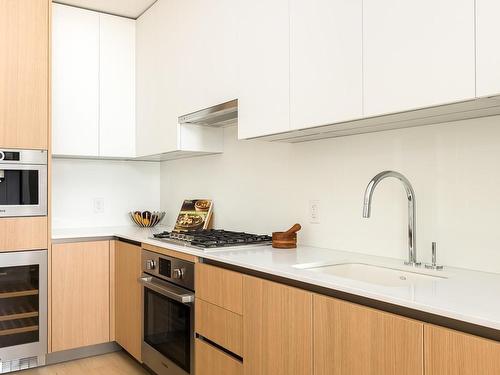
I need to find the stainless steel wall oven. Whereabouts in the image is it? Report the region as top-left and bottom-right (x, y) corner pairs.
(0, 149), (47, 218)
(139, 250), (195, 375)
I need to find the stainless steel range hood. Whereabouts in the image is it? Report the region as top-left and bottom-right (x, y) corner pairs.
(178, 99), (238, 127)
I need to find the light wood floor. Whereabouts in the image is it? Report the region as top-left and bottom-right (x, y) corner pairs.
(17, 351), (148, 375)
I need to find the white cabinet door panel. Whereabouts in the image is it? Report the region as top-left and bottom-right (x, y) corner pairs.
(99, 14), (136, 158)
(290, 0), (363, 130)
(476, 0), (500, 97)
(52, 4), (99, 156)
(363, 0), (475, 116)
(237, 0), (290, 139)
(176, 0), (238, 116)
(135, 0), (180, 155)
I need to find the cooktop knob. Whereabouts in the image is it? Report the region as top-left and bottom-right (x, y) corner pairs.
(146, 260), (156, 270)
(172, 268), (184, 279)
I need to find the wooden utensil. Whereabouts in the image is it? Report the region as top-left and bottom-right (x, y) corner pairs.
(272, 223), (302, 249)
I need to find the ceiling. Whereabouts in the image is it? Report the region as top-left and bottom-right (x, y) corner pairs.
(53, 0), (157, 19)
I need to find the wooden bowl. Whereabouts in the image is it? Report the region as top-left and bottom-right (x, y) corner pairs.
(272, 232), (297, 249)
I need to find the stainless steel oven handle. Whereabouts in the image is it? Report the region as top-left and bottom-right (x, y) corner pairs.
(138, 276), (194, 304)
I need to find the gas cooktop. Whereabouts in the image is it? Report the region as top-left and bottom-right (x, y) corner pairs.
(152, 229), (272, 251)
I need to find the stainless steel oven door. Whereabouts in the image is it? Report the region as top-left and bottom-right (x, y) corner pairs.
(0, 250), (47, 362)
(139, 275), (195, 375)
(0, 163), (47, 217)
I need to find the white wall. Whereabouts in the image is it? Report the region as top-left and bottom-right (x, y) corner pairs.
(53, 158), (160, 228)
(161, 116), (500, 274)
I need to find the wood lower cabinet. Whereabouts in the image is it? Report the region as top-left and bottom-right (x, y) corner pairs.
(0, 0), (49, 149)
(115, 240), (142, 361)
(195, 298), (243, 356)
(51, 241), (110, 352)
(195, 263), (243, 314)
(0, 217), (47, 252)
(425, 324), (500, 374)
(163, 262), (500, 375)
(313, 294), (423, 375)
(243, 275), (313, 375)
(195, 338), (243, 375)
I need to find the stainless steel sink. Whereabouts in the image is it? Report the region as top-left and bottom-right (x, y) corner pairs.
(293, 262), (447, 287)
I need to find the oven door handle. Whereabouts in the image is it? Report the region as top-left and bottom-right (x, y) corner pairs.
(138, 276), (195, 304)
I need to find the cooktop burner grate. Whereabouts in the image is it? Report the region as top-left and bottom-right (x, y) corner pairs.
(153, 229), (272, 249)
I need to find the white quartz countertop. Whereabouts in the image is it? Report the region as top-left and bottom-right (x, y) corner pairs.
(52, 225), (500, 331)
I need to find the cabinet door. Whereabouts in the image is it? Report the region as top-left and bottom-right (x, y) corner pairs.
(0, 0), (49, 149)
(237, 0), (290, 139)
(52, 4), (99, 156)
(135, 0), (179, 155)
(176, 0), (238, 116)
(425, 324), (500, 374)
(115, 240), (142, 361)
(99, 14), (136, 158)
(243, 276), (313, 375)
(363, 0), (475, 116)
(0, 217), (47, 252)
(196, 338), (243, 375)
(476, 0), (500, 97)
(314, 295), (423, 375)
(195, 263), (243, 314)
(290, 0), (362, 130)
(51, 241), (110, 352)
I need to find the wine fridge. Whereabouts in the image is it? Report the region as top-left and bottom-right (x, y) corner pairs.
(0, 250), (47, 373)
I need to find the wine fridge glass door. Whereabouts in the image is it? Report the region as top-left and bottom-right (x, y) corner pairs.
(0, 250), (47, 362)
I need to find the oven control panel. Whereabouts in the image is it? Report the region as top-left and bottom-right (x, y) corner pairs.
(0, 150), (20, 161)
(142, 249), (194, 290)
(159, 258), (171, 277)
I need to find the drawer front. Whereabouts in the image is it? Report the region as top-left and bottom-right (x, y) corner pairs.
(195, 263), (242, 314)
(0, 217), (47, 252)
(195, 338), (243, 375)
(195, 299), (243, 356)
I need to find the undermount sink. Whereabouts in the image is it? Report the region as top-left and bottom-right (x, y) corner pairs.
(294, 262), (447, 287)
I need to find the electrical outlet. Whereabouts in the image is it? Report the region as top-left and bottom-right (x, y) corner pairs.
(309, 200), (320, 224)
(93, 198), (104, 214)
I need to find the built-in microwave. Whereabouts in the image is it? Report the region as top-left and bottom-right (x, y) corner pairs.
(0, 149), (47, 218)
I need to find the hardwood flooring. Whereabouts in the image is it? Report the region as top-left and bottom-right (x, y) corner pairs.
(18, 351), (148, 375)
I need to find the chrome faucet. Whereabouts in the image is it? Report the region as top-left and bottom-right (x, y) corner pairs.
(362, 171), (421, 267)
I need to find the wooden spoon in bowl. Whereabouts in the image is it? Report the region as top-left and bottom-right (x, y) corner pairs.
(272, 223), (302, 249)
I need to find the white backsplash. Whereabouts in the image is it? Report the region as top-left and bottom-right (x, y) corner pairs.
(52, 158), (160, 228)
(160, 115), (500, 274)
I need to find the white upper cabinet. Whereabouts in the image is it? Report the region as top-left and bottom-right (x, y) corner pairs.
(99, 14), (136, 158)
(290, 0), (363, 130)
(135, 0), (228, 157)
(476, 0), (500, 97)
(176, 0), (238, 115)
(136, 0), (183, 155)
(363, 0), (476, 116)
(237, 0), (290, 139)
(52, 4), (136, 158)
(52, 4), (99, 157)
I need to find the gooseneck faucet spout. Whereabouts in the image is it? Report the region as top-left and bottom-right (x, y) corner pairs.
(362, 171), (420, 267)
